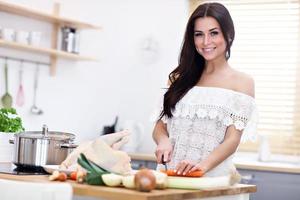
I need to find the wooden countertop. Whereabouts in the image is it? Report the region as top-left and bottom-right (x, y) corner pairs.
(0, 173), (256, 200)
(128, 153), (300, 174)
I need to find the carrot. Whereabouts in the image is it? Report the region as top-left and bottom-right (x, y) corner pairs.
(160, 169), (204, 177)
(70, 171), (77, 181)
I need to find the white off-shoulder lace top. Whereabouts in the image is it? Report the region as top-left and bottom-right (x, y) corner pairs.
(153, 86), (258, 177)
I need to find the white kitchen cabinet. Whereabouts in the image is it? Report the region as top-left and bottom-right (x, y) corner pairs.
(0, 178), (72, 200)
(238, 168), (300, 200)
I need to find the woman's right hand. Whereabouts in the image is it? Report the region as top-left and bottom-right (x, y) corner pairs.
(155, 138), (173, 164)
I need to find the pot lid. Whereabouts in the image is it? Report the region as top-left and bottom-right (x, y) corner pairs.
(16, 131), (75, 140)
(15, 125), (75, 140)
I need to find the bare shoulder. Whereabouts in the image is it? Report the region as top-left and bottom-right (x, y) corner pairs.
(167, 79), (172, 86)
(231, 69), (255, 98)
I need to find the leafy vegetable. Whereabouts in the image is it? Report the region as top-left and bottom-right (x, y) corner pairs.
(0, 108), (24, 133)
(77, 153), (109, 185)
(86, 171), (106, 185)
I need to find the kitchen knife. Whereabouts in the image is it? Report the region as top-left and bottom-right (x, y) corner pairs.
(162, 155), (168, 171)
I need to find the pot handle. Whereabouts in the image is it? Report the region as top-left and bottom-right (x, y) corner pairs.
(59, 143), (78, 149)
(9, 139), (14, 144)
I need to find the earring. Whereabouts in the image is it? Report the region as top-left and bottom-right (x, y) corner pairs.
(226, 51), (230, 59)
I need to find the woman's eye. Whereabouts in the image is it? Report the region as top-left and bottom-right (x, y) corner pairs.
(210, 31), (219, 36)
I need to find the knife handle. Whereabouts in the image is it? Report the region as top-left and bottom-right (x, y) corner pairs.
(162, 155), (168, 171)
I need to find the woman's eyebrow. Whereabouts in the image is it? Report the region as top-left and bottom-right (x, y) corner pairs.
(194, 27), (219, 32)
(209, 27), (218, 31)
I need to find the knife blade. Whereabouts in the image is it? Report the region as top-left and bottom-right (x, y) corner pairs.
(162, 155), (168, 171)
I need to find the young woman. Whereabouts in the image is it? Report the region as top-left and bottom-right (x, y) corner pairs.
(153, 2), (257, 177)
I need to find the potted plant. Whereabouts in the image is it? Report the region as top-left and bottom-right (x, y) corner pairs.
(0, 108), (24, 162)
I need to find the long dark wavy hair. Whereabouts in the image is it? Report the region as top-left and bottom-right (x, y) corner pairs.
(160, 2), (235, 119)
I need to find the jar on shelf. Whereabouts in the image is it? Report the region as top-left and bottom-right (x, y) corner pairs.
(61, 27), (80, 54)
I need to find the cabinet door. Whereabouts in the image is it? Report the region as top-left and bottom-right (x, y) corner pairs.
(238, 169), (300, 200)
(131, 160), (147, 170)
(131, 160), (157, 170)
(145, 161), (157, 169)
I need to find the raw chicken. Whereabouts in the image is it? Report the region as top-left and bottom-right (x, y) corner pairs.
(60, 130), (132, 175)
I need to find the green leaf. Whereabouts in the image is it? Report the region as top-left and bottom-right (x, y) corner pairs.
(0, 108), (24, 133)
(87, 159), (108, 174)
(77, 156), (94, 173)
(79, 153), (89, 163)
(77, 153), (109, 185)
(85, 172), (105, 185)
(79, 153), (109, 173)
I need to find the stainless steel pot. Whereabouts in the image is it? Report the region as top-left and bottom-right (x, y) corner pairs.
(10, 125), (77, 167)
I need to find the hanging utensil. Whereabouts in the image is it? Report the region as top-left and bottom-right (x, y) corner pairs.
(1, 58), (13, 108)
(30, 62), (43, 115)
(16, 60), (25, 107)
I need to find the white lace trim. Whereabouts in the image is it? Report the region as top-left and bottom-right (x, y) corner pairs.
(150, 86), (258, 142)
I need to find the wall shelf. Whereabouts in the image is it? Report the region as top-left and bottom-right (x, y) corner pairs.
(0, 0), (100, 76)
(0, 1), (101, 30)
(0, 39), (97, 61)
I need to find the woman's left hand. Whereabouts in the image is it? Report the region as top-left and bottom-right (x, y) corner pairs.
(175, 160), (208, 175)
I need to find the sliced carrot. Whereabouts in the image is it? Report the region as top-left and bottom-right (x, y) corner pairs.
(160, 169), (204, 177)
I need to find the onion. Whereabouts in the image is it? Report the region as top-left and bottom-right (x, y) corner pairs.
(134, 169), (156, 192)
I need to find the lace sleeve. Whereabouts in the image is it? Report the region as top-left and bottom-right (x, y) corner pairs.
(221, 94), (258, 142)
(240, 104), (259, 142)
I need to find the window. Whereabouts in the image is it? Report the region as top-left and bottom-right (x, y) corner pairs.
(189, 0), (300, 156)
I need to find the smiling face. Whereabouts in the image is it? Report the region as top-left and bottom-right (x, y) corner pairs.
(194, 17), (227, 62)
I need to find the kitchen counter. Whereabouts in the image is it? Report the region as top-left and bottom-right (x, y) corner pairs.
(128, 153), (300, 174)
(0, 173), (256, 200)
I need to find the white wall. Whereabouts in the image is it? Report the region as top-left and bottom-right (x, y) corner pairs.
(0, 0), (188, 153)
